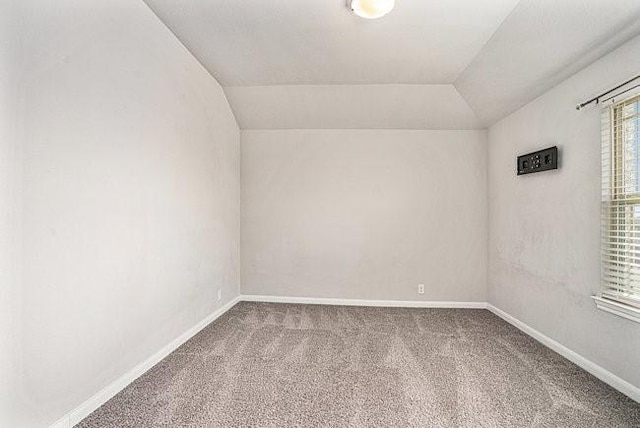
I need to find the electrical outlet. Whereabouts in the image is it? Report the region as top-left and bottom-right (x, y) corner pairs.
(418, 284), (425, 294)
(217, 289), (222, 301)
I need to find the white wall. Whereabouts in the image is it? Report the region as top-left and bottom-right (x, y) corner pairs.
(6, 1), (241, 426)
(0, 1), (26, 425)
(488, 34), (640, 389)
(242, 130), (487, 302)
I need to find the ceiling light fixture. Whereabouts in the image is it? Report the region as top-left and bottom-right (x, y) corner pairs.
(350, 0), (395, 19)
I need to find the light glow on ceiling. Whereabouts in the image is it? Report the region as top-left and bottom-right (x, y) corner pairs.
(350, 0), (395, 19)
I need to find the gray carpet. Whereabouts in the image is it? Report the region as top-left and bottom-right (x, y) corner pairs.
(77, 302), (640, 427)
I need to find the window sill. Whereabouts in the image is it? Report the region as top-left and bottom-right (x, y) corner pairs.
(592, 296), (640, 324)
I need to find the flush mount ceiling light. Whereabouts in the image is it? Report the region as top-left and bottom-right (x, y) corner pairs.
(350, 0), (395, 19)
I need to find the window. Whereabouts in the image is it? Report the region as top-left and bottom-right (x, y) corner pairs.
(597, 94), (640, 322)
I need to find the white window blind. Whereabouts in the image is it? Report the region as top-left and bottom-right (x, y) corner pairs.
(601, 94), (640, 310)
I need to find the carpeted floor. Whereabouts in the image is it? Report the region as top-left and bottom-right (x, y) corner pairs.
(77, 302), (640, 427)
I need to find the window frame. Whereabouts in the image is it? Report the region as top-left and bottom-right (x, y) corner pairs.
(595, 93), (640, 323)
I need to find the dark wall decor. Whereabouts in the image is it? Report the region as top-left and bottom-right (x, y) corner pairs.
(517, 146), (558, 175)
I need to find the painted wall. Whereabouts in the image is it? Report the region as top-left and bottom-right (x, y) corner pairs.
(488, 34), (640, 389)
(6, 1), (240, 426)
(242, 130), (487, 302)
(0, 1), (26, 425)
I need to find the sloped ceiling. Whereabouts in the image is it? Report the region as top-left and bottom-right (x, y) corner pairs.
(455, 0), (640, 125)
(143, 0), (640, 129)
(143, 0), (520, 85)
(225, 85), (482, 130)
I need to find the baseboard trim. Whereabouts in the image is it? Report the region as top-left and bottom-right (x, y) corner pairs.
(241, 294), (487, 309)
(487, 304), (640, 403)
(50, 295), (242, 428)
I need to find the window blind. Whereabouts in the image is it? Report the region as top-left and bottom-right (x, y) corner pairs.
(601, 94), (640, 309)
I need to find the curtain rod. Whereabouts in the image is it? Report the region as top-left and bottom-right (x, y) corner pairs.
(576, 74), (640, 110)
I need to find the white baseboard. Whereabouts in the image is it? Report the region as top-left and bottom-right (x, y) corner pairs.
(50, 295), (242, 428)
(241, 294), (487, 309)
(487, 304), (640, 403)
(49, 415), (70, 428)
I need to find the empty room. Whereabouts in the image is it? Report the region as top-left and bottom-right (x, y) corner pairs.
(3, 0), (640, 426)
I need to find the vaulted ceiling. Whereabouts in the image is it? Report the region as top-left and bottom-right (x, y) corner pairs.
(143, 0), (640, 129)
